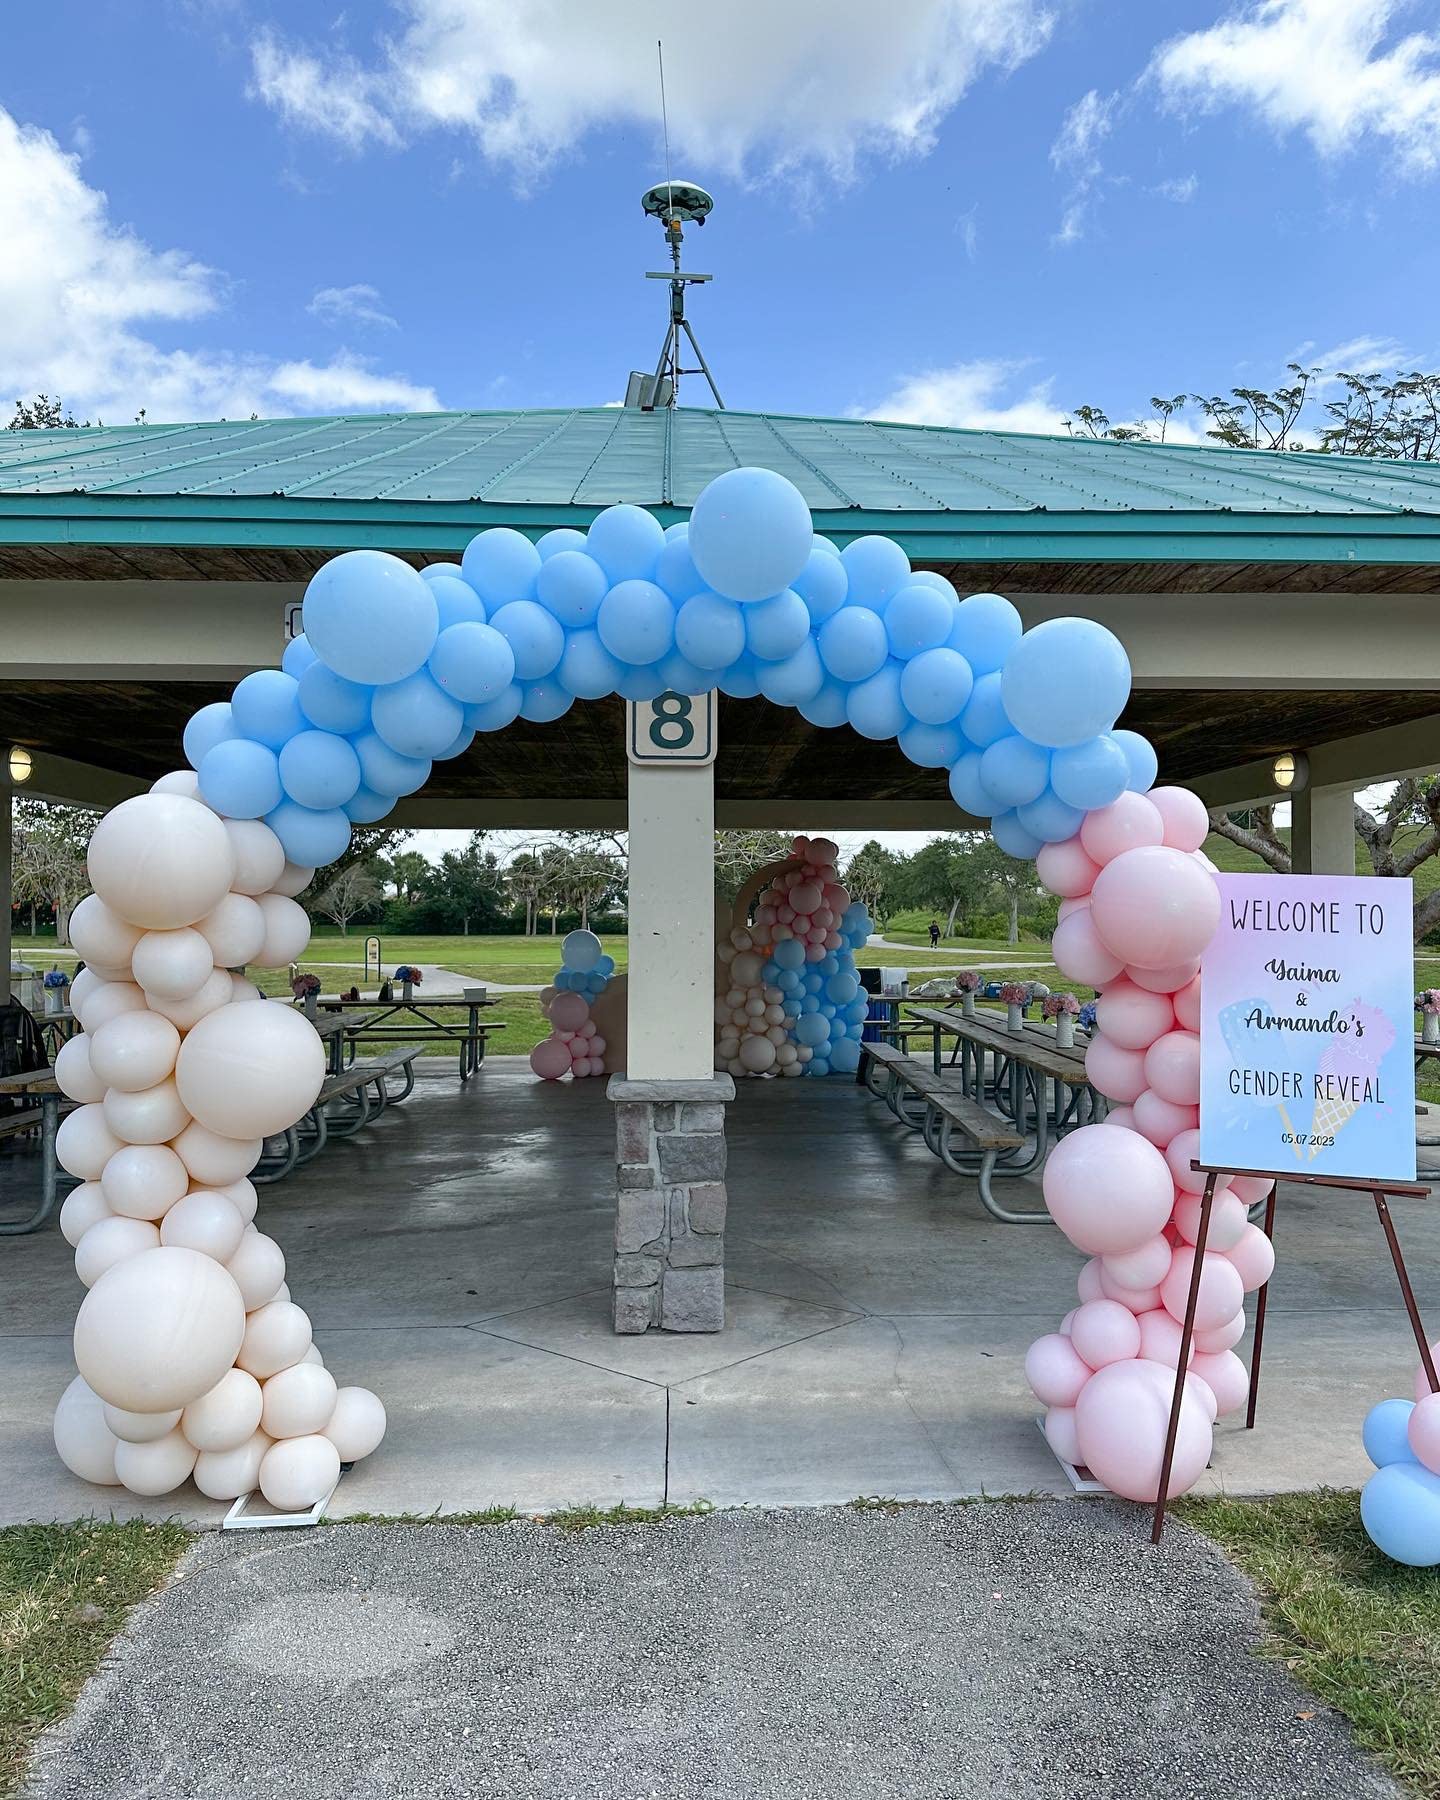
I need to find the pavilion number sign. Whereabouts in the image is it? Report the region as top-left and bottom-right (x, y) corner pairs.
(626, 691), (717, 766)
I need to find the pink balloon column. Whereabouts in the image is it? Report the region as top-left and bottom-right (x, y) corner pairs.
(1028, 785), (1274, 1501)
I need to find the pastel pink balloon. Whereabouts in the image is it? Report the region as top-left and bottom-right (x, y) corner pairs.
(1132, 1088), (1198, 1148)
(1024, 1333), (1092, 1407)
(529, 1037), (573, 1081)
(1075, 1358), (1213, 1502)
(1102, 1103), (1136, 1132)
(1044, 1405), (1082, 1468)
(1415, 1350), (1440, 1404)
(1077, 1258), (1106, 1303)
(1090, 846), (1221, 971)
(1079, 792), (1165, 867)
(1172, 974), (1201, 1032)
(1148, 786), (1210, 854)
(1144, 1030), (1201, 1106)
(548, 991), (589, 1032)
(1191, 1348), (1249, 1416)
(1164, 1128), (1234, 1196)
(1173, 1191), (1249, 1252)
(1130, 958), (1201, 996)
(1056, 895), (1089, 923)
(1070, 1299), (1143, 1369)
(1408, 1394), (1440, 1475)
(1096, 978), (1174, 1051)
(1136, 1308), (1195, 1369)
(1194, 1311), (1247, 1355)
(1102, 1233), (1173, 1291)
(1225, 1223), (1276, 1293)
(1042, 1123), (1175, 1256)
(1051, 907), (1125, 987)
(790, 882), (822, 915)
(1096, 1264), (1161, 1312)
(1084, 1035), (1149, 1104)
(1059, 1308), (1078, 1334)
(1228, 1173), (1273, 1206)
(1160, 1247), (1246, 1332)
(1036, 836), (1099, 899)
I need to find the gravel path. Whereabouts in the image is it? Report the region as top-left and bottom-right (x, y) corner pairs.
(26, 1501), (1396, 1800)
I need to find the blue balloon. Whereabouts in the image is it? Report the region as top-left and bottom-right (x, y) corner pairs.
(597, 580), (675, 665)
(830, 1037), (861, 1073)
(796, 1012), (829, 1045)
(586, 971), (606, 994)
(818, 608), (887, 683)
(820, 1003), (837, 1019)
(991, 809), (1044, 860)
(1364, 1398), (1417, 1469)
(885, 584), (954, 658)
(437, 724), (475, 761)
(231, 671), (304, 750)
(1114, 728), (1159, 793)
(840, 536), (910, 612)
(536, 551), (608, 628)
(773, 938), (806, 970)
(799, 679), (850, 727)
(278, 730), (362, 810)
(345, 784), (395, 823)
(420, 561), (463, 583)
(756, 639), (825, 707)
(899, 721), (965, 768)
(844, 999), (870, 1025)
(717, 655), (762, 699)
(198, 738), (282, 819)
(304, 550), (439, 684)
(688, 468), (813, 603)
(806, 1057), (832, 1078)
(846, 662), (908, 741)
(675, 593), (746, 669)
(298, 664), (373, 736)
(657, 649), (714, 695)
(596, 954), (616, 977)
(426, 572), (487, 632)
(804, 971), (825, 993)
(265, 800), (351, 869)
(981, 734), (1051, 809)
(778, 969), (801, 993)
(352, 731), (431, 797)
(519, 679), (573, 722)
(959, 671), (1011, 748)
(948, 751), (990, 817)
(1001, 618), (1131, 749)
(1050, 734), (1130, 810)
(616, 664), (668, 701)
(791, 543), (848, 622)
(906, 570), (959, 603)
(1017, 788), (1086, 844)
(586, 504), (665, 583)
(900, 647), (973, 725)
(282, 634), (317, 679)
(461, 528), (540, 605)
(371, 671), (464, 759)
(489, 601), (564, 680)
(655, 530), (708, 602)
(948, 592), (1023, 675)
(429, 622), (517, 703)
(466, 683), (524, 733)
(183, 702), (235, 771)
(536, 528), (587, 561)
(557, 629), (623, 699)
(827, 972), (858, 1004)
(744, 589), (810, 661)
(1361, 1461), (1440, 1566)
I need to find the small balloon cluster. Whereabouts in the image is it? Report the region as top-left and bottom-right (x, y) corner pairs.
(49, 790), (385, 1511)
(715, 836), (874, 1079)
(530, 929), (615, 1081)
(1358, 1364), (1440, 1565)
(1023, 787), (1276, 1501)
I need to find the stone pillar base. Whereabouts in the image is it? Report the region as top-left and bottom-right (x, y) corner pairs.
(607, 1074), (735, 1334)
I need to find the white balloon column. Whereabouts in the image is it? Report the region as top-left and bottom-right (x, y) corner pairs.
(50, 797), (386, 1510)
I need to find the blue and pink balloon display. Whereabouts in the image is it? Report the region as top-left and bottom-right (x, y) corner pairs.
(1359, 1376), (1440, 1565)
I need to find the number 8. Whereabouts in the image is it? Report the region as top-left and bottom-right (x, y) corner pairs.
(650, 692), (694, 750)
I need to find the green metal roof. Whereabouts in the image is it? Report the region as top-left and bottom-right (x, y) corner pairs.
(4, 406), (1440, 566)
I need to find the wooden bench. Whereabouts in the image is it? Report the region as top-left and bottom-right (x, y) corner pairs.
(255, 1044), (427, 1184)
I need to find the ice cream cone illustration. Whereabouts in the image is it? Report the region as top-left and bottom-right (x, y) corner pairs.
(1309, 1000), (1395, 1162)
(1218, 998), (1304, 1162)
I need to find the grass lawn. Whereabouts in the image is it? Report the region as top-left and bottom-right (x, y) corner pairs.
(0, 1520), (191, 1797)
(1183, 1490), (1440, 1797)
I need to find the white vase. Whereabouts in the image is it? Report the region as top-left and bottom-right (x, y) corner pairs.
(402, 981), (414, 1003)
(1425, 1013), (1440, 1045)
(1006, 1003), (1024, 1034)
(961, 992), (976, 1019)
(303, 992), (318, 1021)
(1056, 1013), (1075, 1048)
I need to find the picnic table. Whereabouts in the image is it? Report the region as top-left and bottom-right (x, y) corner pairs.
(305, 992), (503, 1081)
(310, 1009), (381, 1076)
(0, 1066), (68, 1236)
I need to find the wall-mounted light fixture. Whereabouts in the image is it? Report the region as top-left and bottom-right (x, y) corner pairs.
(7, 746), (32, 784)
(1272, 750), (1309, 794)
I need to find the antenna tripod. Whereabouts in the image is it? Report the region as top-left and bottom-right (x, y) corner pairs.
(633, 182), (723, 410)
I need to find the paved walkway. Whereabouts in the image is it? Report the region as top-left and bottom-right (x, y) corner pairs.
(25, 1503), (1398, 1799)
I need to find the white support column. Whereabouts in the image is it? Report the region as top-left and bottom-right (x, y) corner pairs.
(0, 785), (10, 1002)
(624, 757), (715, 1079)
(1291, 785), (1356, 876)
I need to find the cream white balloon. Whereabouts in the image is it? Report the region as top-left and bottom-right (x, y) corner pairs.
(258, 1434), (340, 1511)
(223, 819), (286, 896)
(103, 1078), (191, 1147)
(74, 1246), (246, 1412)
(324, 1387), (387, 1463)
(56, 1105), (123, 1181)
(52, 1375), (120, 1486)
(150, 769), (204, 800)
(75, 1215), (161, 1288)
(215, 1175), (259, 1225)
(88, 1010), (180, 1093)
(144, 967), (235, 1030)
(102, 1403), (182, 1444)
(176, 1001), (324, 1139)
(131, 927), (214, 1000)
(113, 1428), (197, 1496)
(54, 1035), (107, 1105)
(69, 894), (143, 970)
(237, 1299), (313, 1379)
(59, 1181), (112, 1246)
(171, 1119), (262, 1185)
(229, 975), (265, 1003)
(159, 1189), (246, 1262)
(181, 1369), (263, 1453)
(271, 860), (315, 899)
(77, 979), (148, 1034)
(225, 1229), (286, 1311)
(251, 894), (312, 968)
(196, 892), (267, 968)
(100, 1143), (189, 1220)
(87, 793), (235, 929)
(194, 1429), (271, 1500)
(260, 1362), (337, 1439)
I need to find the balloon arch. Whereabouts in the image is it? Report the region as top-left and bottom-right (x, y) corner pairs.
(48, 465), (1272, 1515)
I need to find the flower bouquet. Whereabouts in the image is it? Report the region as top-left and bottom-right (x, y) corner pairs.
(1418, 989), (1440, 1046)
(999, 980), (1029, 1034)
(395, 964), (423, 1001)
(291, 970), (322, 1020)
(1042, 990), (1080, 1047)
(42, 965), (70, 1016)
(953, 969), (982, 1018)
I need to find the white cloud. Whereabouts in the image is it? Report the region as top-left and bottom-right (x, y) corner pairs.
(1151, 0), (1440, 176)
(1152, 172), (1198, 201)
(249, 0), (1056, 183)
(1049, 88), (1116, 243)
(866, 357), (1069, 433)
(0, 107), (439, 423)
(308, 282), (399, 330)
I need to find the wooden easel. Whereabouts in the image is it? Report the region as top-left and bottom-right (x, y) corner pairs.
(1150, 1160), (1435, 1544)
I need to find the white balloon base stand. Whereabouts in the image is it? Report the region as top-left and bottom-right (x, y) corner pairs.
(1035, 1417), (1109, 1495)
(222, 1469), (346, 1531)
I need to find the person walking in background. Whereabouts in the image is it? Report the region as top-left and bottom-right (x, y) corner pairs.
(928, 919), (941, 948)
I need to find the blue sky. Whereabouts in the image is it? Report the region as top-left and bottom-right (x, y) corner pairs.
(3, 0), (1440, 437)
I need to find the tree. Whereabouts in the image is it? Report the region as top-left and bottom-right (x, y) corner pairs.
(506, 852), (546, 935)
(968, 839), (1041, 945)
(8, 395), (87, 431)
(713, 830), (792, 902)
(893, 833), (986, 937)
(432, 834), (507, 935)
(316, 826), (409, 895)
(842, 840), (902, 924)
(1209, 781), (1440, 943)
(382, 849), (431, 904)
(311, 864), (381, 934)
(11, 800), (99, 942)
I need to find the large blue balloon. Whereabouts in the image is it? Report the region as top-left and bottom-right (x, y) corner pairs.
(906, 569), (959, 604)
(756, 639), (825, 707)
(657, 649), (713, 696)
(231, 671), (304, 750)
(885, 584), (954, 658)
(744, 589), (810, 661)
(1363, 1398), (1417, 1469)
(898, 720), (965, 768)
(466, 684), (524, 732)
(345, 784), (395, 823)
(899, 647), (973, 725)
(773, 938), (806, 971)
(959, 671), (1011, 748)
(948, 750), (989, 817)
(840, 536), (910, 612)
(183, 702), (235, 771)
(948, 592), (1023, 675)
(198, 738), (282, 819)
(597, 580), (675, 665)
(535, 528), (587, 561)
(298, 664), (373, 736)
(655, 529), (708, 602)
(616, 664), (669, 701)
(687, 468), (813, 603)
(981, 734), (1050, 809)
(353, 731), (431, 797)
(1050, 734), (1130, 810)
(304, 550), (439, 684)
(791, 543), (848, 622)
(282, 634), (317, 679)
(675, 593), (745, 669)
(489, 601), (564, 680)
(1001, 618), (1131, 748)
(557, 629), (623, 699)
(371, 671), (464, 760)
(829, 1037), (861, 1073)
(1017, 788), (1086, 845)
(799, 680), (850, 728)
(991, 809), (1044, 860)
(278, 730), (362, 810)
(536, 551), (608, 628)
(846, 661), (908, 741)
(425, 572), (487, 631)
(461, 528), (540, 605)
(795, 1012), (830, 1047)
(1114, 728), (1159, 793)
(429, 622), (517, 703)
(818, 607), (887, 683)
(586, 504), (664, 583)
(716, 655), (762, 699)
(265, 800), (352, 869)
(519, 679), (573, 722)
(1361, 1461), (1440, 1566)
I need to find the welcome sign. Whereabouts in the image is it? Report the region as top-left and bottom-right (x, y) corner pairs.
(1199, 873), (1416, 1182)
